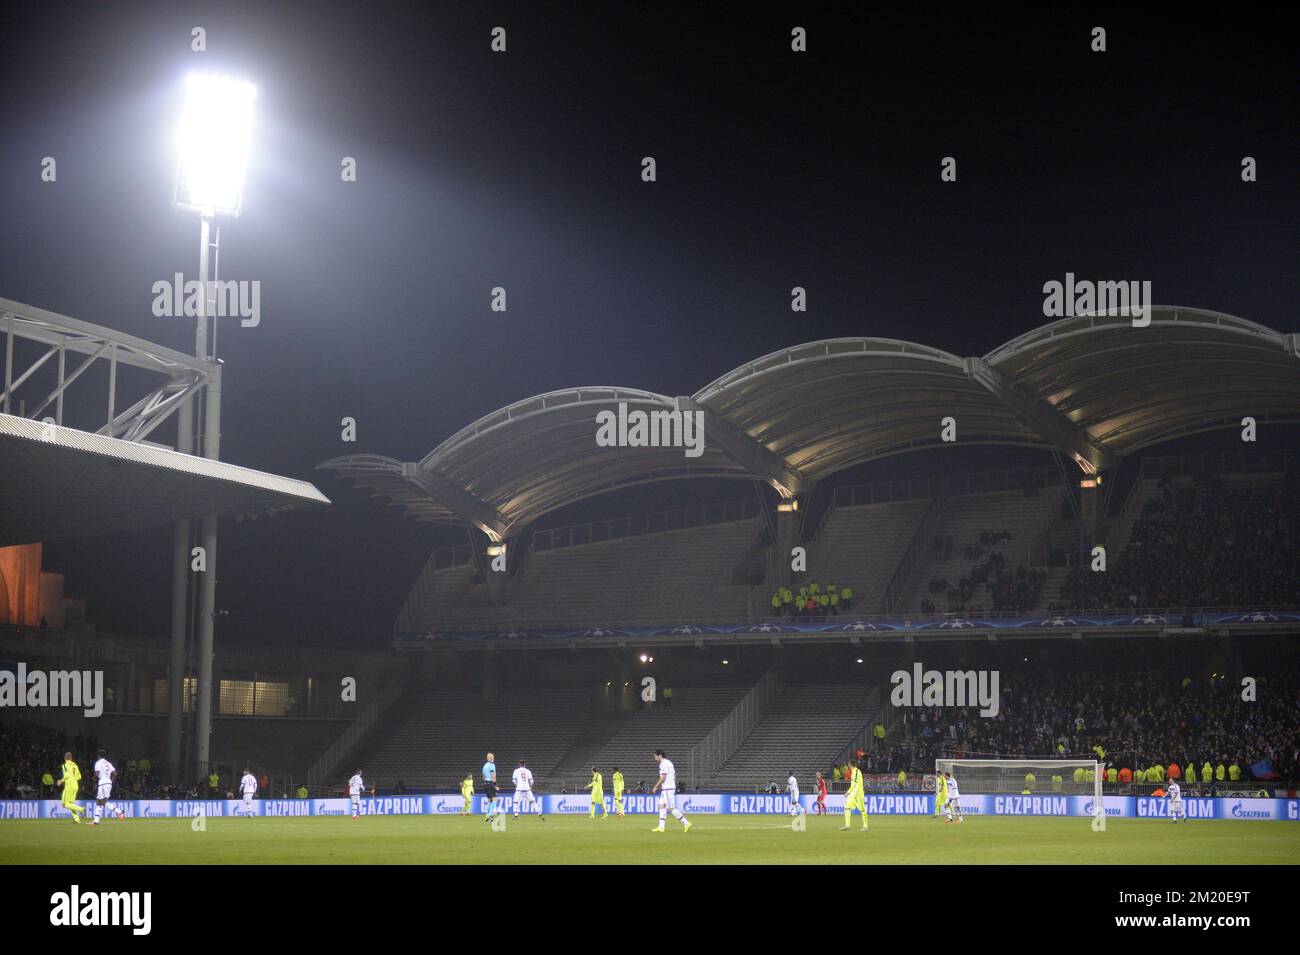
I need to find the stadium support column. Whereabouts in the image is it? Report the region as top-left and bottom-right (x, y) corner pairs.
(193, 216), (222, 780)
(486, 538), (509, 602)
(775, 497), (800, 589)
(194, 366), (222, 778)
(1079, 475), (1100, 555)
(167, 405), (193, 781)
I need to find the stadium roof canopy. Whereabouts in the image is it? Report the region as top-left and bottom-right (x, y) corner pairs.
(0, 413), (330, 546)
(0, 297), (329, 547)
(321, 306), (1300, 540)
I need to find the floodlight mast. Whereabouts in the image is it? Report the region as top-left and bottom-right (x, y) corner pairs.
(166, 73), (252, 785)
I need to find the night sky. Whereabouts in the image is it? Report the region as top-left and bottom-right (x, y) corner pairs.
(1, 3), (1295, 646)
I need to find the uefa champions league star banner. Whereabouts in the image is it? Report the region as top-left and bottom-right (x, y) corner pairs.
(393, 609), (1300, 645)
(3, 796), (1298, 820)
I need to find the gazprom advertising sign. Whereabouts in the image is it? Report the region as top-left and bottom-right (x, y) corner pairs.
(1, 795), (1295, 820)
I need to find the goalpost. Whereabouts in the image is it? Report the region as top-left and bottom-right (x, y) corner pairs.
(935, 758), (1106, 829)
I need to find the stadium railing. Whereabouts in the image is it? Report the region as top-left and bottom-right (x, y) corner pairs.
(829, 464), (1064, 511)
(530, 497), (762, 553)
(830, 686), (889, 771)
(306, 677), (405, 791)
(753, 603), (1300, 625)
(1139, 448), (1297, 480)
(685, 670), (782, 787)
(389, 602), (1300, 640)
(880, 489), (944, 615)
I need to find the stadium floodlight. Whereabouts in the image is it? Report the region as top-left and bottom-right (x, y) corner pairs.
(174, 73), (256, 217)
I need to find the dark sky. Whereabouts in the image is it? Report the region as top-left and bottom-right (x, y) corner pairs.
(1, 3), (1295, 646)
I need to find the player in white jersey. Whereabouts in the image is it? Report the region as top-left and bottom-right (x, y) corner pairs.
(942, 771), (963, 823)
(650, 749), (692, 833)
(91, 749), (125, 825)
(239, 767), (258, 817)
(786, 772), (807, 818)
(348, 768), (365, 819)
(1166, 780), (1186, 823)
(511, 760), (545, 820)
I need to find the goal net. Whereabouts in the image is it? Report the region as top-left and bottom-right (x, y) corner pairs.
(935, 758), (1105, 828)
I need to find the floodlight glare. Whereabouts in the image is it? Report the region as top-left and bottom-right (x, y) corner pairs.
(175, 73), (256, 217)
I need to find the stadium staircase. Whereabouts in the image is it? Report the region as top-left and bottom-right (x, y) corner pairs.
(1031, 566), (1072, 612)
(1102, 478), (1162, 554)
(312, 677), (414, 792)
(549, 710), (635, 783)
(1028, 506), (1079, 611)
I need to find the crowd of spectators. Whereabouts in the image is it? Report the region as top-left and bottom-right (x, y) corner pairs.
(921, 529), (1046, 614)
(0, 722), (103, 799)
(0, 722), (277, 799)
(769, 582), (855, 617)
(878, 650), (1300, 786)
(1056, 476), (1300, 611)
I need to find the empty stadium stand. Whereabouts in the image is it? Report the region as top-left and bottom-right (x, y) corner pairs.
(390, 457), (1298, 635)
(398, 518), (762, 632)
(361, 690), (597, 790)
(574, 684), (753, 788)
(511, 521), (760, 627)
(396, 561), (482, 634)
(804, 498), (933, 610)
(711, 683), (882, 787)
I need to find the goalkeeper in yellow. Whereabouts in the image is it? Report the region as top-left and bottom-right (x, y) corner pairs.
(612, 767), (625, 817)
(460, 773), (474, 815)
(840, 761), (868, 830)
(586, 767), (608, 818)
(934, 770), (948, 819)
(56, 752), (85, 823)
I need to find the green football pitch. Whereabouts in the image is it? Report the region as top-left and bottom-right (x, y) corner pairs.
(2, 813), (1296, 864)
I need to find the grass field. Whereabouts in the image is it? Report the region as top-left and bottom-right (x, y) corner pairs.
(2, 813), (1297, 864)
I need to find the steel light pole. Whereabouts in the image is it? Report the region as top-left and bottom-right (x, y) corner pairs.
(167, 73), (254, 783)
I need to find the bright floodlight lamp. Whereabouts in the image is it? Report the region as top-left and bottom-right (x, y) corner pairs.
(174, 73), (256, 217)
